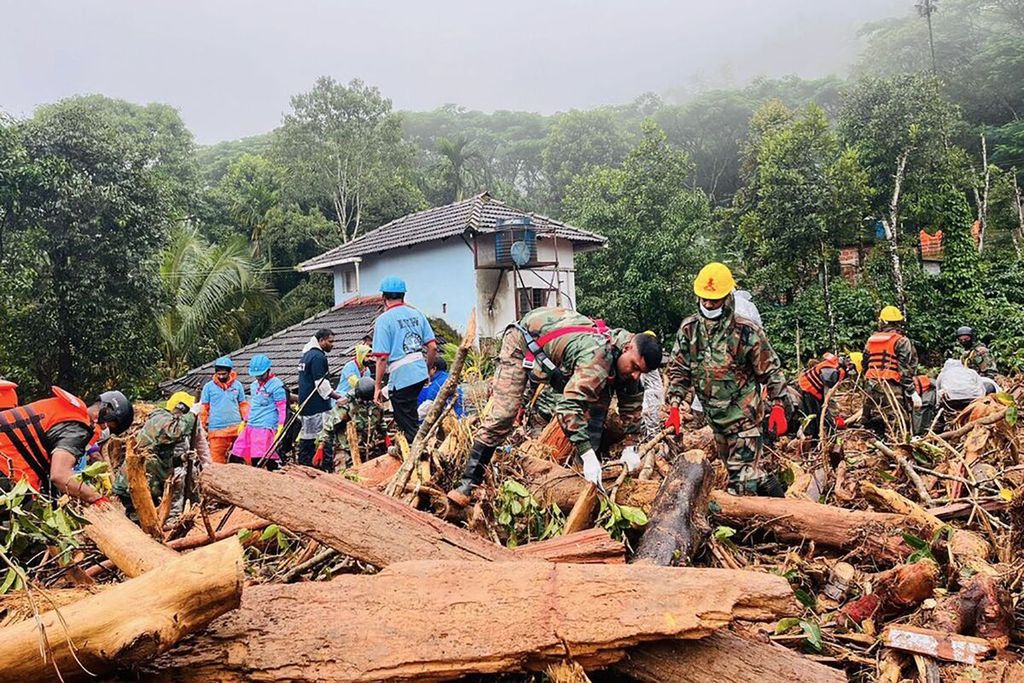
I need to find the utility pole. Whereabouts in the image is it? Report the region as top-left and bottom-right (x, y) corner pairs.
(916, 0), (939, 75)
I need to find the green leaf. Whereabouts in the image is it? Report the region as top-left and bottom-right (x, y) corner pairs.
(994, 392), (1015, 407)
(618, 505), (648, 527)
(713, 525), (736, 541)
(794, 588), (817, 610)
(902, 532), (929, 550)
(259, 524), (280, 541)
(800, 620), (823, 652)
(775, 617), (801, 634)
(0, 568), (17, 595)
(1006, 406), (1017, 426)
(502, 480), (531, 498)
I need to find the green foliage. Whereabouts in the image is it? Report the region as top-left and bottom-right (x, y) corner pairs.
(543, 109), (630, 212)
(494, 479), (564, 548)
(597, 497), (648, 541)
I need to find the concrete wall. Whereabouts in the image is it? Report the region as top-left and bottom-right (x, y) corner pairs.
(332, 238), (478, 331)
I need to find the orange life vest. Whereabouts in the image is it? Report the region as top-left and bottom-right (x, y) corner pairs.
(0, 387), (95, 491)
(0, 380), (17, 410)
(914, 375), (933, 395)
(865, 331), (903, 382)
(798, 356), (845, 401)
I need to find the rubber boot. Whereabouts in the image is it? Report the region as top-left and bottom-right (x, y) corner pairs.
(447, 442), (496, 507)
(757, 473), (786, 498)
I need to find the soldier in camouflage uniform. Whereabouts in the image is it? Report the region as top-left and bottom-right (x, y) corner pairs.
(957, 326), (997, 379)
(315, 376), (386, 469)
(113, 392), (197, 505)
(862, 306), (920, 436)
(527, 378), (643, 453)
(447, 307), (661, 507)
(665, 263), (789, 496)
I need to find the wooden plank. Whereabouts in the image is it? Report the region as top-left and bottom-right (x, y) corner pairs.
(882, 625), (993, 664)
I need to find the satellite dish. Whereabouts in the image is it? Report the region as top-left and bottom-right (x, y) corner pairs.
(510, 240), (531, 267)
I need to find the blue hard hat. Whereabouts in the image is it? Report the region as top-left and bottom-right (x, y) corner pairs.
(213, 356), (234, 370)
(380, 276), (407, 294)
(248, 354), (272, 377)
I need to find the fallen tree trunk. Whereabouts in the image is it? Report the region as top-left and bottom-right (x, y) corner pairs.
(709, 491), (917, 564)
(83, 500), (179, 577)
(616, 631), (846, 683)
(0, 538), (243, 683)
(125, 437), (163, 540)
(202, 463), (517, 566)
(634, 449), (712, 566)
(513, 528), (625, 564)
(519, 455), (660, 513)
(147, 560), (796, 682)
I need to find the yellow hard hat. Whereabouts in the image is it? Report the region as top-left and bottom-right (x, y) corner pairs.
(166, 391), (195, 412)
(693, 262), (736, 300)
(848, 352), (864, 375)
(879, 305), (904, 323)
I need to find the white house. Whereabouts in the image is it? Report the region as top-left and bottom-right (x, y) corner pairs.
(296, 193), (607, 338)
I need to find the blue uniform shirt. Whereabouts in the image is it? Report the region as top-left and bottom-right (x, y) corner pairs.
(372, 304), (435, 391)
(417, 370), (465, 417)
(248, 376), (287, 430)
(337, 359), (369, 395)
(200, 377), (247, 431)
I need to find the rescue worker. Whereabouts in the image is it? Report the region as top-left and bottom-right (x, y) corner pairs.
(792, 353), (858, 437)
(316, 376), (386, 468)
(231, 354), (287, 469)
(913, 374), (940, 434)
(0, 387), (133, 503)
(199, 357), (249, 464)
(417, 356), (465, 419)
(447, 307), (662, 507)
(114, 391), (198, 506)
(338, 343), (372, 396)
(861, 306), (919, 436)
(297, 329), (343, 471)
(371, 277), (437, 442)
(957, 326), (997, 379)
(665, 263), (789, 496)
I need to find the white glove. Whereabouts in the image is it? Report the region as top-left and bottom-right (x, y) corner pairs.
(619, 445), (640, 473)
(910, 392), (922, 409)
(190, 402), (202, 415)
(580, 449), (604, 490)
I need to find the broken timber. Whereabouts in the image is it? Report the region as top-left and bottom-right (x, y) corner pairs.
(634, 449), (712, 565)
(147, 560), (797, 682)
(882, 624), (994, 664)
(82, 500), (179, 577)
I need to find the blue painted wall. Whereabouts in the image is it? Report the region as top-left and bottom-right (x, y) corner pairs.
(333, 238), (478, 331)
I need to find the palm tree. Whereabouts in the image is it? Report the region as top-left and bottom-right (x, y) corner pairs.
(436, 135), (481, 202)
(157, 224), (279, 377)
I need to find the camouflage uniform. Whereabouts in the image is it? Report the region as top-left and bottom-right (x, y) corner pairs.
(962, 344), (997, 379)
(529, 377), (644, 453)
(113, 408), (196, 503)
(478, 307), (643, 459)
(862, 324), (919, 435)
(666, 293), (787, 493)
(316, 395), (386, 460)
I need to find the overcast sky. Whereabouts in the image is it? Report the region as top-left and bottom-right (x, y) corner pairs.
(0, 0), (905, 144)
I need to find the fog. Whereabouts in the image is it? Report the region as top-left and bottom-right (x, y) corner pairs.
(0, 0), (903, 143)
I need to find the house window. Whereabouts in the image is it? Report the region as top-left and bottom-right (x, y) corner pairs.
(341, 269), (357, 293)
(517, 288), (551, 316)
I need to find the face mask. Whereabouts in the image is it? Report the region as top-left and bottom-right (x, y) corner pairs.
(699, 302), (724, 319)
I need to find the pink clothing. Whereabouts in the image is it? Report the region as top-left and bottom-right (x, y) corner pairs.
(230, 425), (278, 464)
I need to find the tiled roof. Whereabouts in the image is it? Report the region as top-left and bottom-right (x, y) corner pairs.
(297, 192), (606, 272)
(159, 297), (383, 395)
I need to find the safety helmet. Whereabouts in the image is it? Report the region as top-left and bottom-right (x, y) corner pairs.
(956, 325), (974, 338)
(848, 352), (864, 376)
(166, 391), (195, 412)
(354, 376), (375, 401)
(248, 354), (272, 377)
(693, 262), (736, 300)
(213, 356), (234, 370)
(380, 276), (407, 294)
(879, 305), (904, 323)
(98, 390), (134, 435)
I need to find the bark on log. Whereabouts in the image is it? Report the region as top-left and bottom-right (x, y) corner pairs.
(519, 455), (660, 513)
(616, 631), (846, 683)
(341, 452), (403, 487)
(83, 500), (179, 577)
(148, 560), (797, 682)
(0, 588), (98, 628)
(513, 528), (625, 564)
(634, 449), (712, 566)
(709, 491), (917, 564)
(933, 574), (1014, 650)
(0, 538), (243, 683)
(126, 438), (163, 540)
(524, 416), (575, 463)
(840, 559), (939, 624)
(202, 462), (516, 566)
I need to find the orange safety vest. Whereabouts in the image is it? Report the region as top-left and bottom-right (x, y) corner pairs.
(865, 331), (903, 382)
(0, 387), (95, 491)
(914, 375), (933, 395)
(0, 380), (17, 410)
(797, 356), (845, 401)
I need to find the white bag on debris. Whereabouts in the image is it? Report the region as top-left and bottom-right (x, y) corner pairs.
(641, 370), (664, 439)
(936, 359), (984, 401)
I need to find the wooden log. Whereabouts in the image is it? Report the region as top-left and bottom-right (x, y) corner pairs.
(840, 559), (939, 624)
(126, 438), (164, 540)
(519, 455), (660, 513)
(634, 449), (712, 566)
(933, 573), (1014, 651)
(709, 490), (916, 564)
(563, 483), (600, 535)
(82, 500), (179, 577)
(616, 631), (847, 683)
(513, 528), (625, 564)
(0, 588), (98, 628)
(0, 538), (243, 683)
(166, 507), (270, 551)
(148, 560), (797, 682)
(346, 420), (362, 466)
(202, 462), (517, 566)
(882, 624), (993, 664)
(524, 416), (575, 463)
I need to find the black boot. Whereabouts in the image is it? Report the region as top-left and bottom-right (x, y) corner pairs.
(757, 473), (786, 498)
(448, 442), (496, 506)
